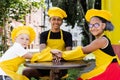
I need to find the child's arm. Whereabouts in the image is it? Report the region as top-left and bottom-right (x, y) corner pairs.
(22, 53), (33, 59)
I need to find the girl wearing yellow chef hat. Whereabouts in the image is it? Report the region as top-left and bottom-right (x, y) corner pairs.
(0, 26), (36, 80)
(51, 9), (120, 80)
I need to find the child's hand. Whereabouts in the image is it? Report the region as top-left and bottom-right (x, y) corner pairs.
(50, 49), (62, 62)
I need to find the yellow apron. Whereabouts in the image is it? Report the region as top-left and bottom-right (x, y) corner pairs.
(0, 57), (29, 80)
(47, 30), (66, 51)
(31, 30), (66, 62)
(81, 49), (117, 80)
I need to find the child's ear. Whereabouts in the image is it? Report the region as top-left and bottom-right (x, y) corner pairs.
(102, 23), (106, 29)
(14, 37), (17, 41)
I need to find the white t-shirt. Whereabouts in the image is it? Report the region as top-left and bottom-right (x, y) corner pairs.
(0, 42), (28, 62)
(0, 68), (7, 75)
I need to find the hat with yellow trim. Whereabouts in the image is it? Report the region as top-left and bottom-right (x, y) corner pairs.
(11, 26), (36, 44)
(48, 7), (67, 19)
(85, 9), (112, 22)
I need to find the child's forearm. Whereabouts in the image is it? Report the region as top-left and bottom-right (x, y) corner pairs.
(62, 46), (85, 60)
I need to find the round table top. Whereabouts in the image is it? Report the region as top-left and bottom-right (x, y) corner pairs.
(24, 60), (88, 69)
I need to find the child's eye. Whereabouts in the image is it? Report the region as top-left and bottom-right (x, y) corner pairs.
(26, 38), (29, 41)
(21, 38), (24, 39)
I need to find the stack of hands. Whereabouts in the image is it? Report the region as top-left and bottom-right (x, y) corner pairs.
(50, 49), (62, 63)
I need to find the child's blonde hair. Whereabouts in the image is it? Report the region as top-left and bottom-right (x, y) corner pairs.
(11, 26), (36, 44)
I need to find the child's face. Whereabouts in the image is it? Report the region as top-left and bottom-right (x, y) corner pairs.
(49, 16), (63, 29)
(89, 17), (105, 37)
(15, 34), (30, 48)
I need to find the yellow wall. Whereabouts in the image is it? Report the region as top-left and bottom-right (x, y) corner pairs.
(102, 0), (120, 45)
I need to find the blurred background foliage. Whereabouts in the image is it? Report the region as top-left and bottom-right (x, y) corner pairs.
(0, 0), (45, 26)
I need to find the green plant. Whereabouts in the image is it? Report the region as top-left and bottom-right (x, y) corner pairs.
(66, 69), (80, 80)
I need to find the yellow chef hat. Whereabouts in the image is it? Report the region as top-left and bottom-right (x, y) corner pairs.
(85, 9), (112, 22)
(48, 7), (67, 19)
(11, 26), (36, 44)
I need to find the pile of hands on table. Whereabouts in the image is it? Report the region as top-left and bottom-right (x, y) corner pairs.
(50, 49), (62, 62)
(50, 49), (95, 62)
